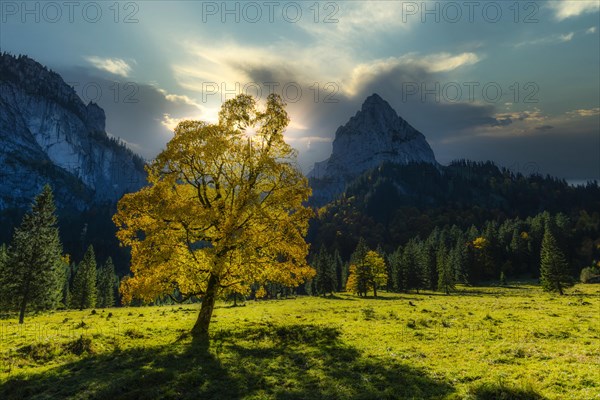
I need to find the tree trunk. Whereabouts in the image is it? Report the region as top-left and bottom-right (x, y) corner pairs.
(192, 274), (219, 343)
(19, 296), (27, 324)
(19, 280), (31, 324)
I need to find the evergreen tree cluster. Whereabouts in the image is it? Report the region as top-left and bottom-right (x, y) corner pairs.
(310, 211), (586, 296)
(0, 186), (120, 322)
(310, 161), (600, 267)
(64, 246), (118, 310)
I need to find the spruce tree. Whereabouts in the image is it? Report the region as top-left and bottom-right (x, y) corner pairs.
(349, 239), (370, 296)
(0, 185), (64, 323)
(540, 228), (573, 295)
(0, 244), (7, 309)
(403, 240), (425, 293)
(420, 239), (438, 291)
(313, 247), (337, 296)
(71, 245), (97, 309)
(96, 257), (116, 308)
(332, 249), (345, 292)
(63, 262), (76, 308)
(388, 247), (405, 292)
(437, 245), (455, 295)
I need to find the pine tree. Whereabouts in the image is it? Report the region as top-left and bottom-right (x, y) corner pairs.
(0, 185), (64, 323)
(71, 245), (97, 309)
(403, 240), (425, 293)
(419, 238), (438, 291)
(0, 244), (7, 309)
(509, 229), (525, 275)
(332, 249), (346, 292)
(313, 247), (337, 296)
(540, 228), (573, 295)
(388, 247), (405, 292)
(63, 262), (76, 308)
(437, 245), (455, 295)
(58, 255), (71, 309)
(96, 257), (116, 308)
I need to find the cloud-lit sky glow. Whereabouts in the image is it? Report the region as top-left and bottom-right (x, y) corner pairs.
(1, 0), (599, 181)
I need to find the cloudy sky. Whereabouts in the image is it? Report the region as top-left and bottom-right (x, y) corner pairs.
(2, 0), (599, 181)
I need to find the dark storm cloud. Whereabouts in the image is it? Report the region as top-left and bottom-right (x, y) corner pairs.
(535, 125), (555, 131)
(239, 60), (599, 181)
(239, 60), (520, 171)
(253, 61), (515, 144)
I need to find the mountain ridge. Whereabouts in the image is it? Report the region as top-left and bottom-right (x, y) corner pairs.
(0, 52), (146, 210)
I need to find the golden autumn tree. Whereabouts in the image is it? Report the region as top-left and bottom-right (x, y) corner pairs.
(113, 94), (314, 342)
(346, 250), (387, 297)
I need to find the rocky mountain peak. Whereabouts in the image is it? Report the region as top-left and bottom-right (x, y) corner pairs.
(337, 93), (404, 139)
(362, 93), (387, 108)
(308, 93), (437, 204)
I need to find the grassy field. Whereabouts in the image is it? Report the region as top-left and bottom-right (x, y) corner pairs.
(0, 283), (599, 399)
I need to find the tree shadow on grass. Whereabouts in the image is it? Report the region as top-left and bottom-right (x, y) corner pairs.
(0, 324), (455, 400)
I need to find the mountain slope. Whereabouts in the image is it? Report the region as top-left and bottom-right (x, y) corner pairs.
(308, 160), (600, 260)
(0, 53), (146, 210)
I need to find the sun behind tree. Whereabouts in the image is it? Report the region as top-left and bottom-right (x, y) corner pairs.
(114, 94), (314, 342)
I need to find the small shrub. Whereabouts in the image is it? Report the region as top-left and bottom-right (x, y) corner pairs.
(90, 309), (97, 315)
(17, 342), (61, 362)
(124, 328), (145, 339)
(580, 266), (600, 283)
(361, 307), (376, 320)
(406, 319), (416, 329)
(63, 336), (94, 356)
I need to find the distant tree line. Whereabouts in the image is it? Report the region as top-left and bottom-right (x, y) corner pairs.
(0, 186), (119, 323)
(309, 211), (594, 296)
(310, 161), (600, 266)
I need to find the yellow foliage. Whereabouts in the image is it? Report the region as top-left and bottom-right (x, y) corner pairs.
(520, 231), (529, 240)
(365, 250), (387, 288)
(346, 251), (387, 296)
(255, 286), (267, 299)
(472, 237), (488, 250)
(114, 94), (315, 304)
(345, 264), (359, 294)
(61, 254), (71, 265)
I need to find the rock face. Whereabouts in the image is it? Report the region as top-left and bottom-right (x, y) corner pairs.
(308, 93), (437, 204)
(0, 53), (146, 210)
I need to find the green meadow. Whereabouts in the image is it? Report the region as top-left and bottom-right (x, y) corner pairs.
(1, 283), (599, 400)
